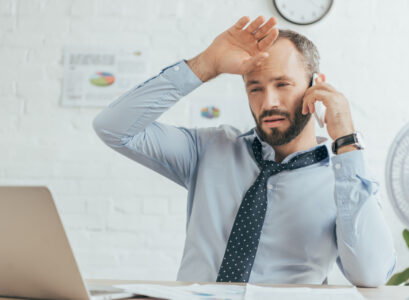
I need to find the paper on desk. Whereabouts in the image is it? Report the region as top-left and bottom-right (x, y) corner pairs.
(245, 284), (366, 300)
(114, 283), (245, 300)
(114, 283), (366, 300)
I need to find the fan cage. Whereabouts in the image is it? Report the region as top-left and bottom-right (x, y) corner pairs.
(385, 122), (409, 228)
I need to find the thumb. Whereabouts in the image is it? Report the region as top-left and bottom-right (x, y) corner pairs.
(241, 52), (269, 74)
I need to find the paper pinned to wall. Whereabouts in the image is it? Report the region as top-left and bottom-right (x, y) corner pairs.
(61, 45), (149, 107)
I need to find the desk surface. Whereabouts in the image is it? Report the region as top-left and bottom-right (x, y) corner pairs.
(1, 279), (408, 300)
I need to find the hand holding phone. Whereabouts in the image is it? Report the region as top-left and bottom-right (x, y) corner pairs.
(311, 73), (326, 128)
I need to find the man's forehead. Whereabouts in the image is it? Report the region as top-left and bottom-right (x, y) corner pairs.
(243, 39), (305, 84)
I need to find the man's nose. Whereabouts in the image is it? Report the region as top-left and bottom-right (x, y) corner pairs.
(261, 90), (281, 111)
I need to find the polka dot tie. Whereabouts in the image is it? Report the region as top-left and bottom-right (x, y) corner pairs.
(216, 137), (329, 282)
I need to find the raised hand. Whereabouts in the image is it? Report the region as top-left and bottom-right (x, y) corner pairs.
(187, 16), (279, 82)
(302, 75), (356, 146)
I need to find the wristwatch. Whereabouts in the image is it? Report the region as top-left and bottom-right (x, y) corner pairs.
(331, 132), (365, 154)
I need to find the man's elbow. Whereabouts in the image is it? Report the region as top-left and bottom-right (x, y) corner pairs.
(92, 113), (129, 148)
(352, 273), (388, 288)
(350, 255), (397, 287)
(92, 113), (109, 143)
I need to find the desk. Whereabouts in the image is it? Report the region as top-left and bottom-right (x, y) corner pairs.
(1, 279), (408, 300)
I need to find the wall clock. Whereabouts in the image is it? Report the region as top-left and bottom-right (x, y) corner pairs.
(273, 0), (333, 25)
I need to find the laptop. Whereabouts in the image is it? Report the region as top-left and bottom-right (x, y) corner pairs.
(0, 186), (134, 300)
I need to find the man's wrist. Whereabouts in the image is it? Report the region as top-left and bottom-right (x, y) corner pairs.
(332, 131), (365, 155)
(186, 51), (218, 82)
(336, 144), (358, 155)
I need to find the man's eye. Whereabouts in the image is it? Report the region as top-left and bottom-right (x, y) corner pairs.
(277, 83), (289, 87)
(250, 88), (261, 93)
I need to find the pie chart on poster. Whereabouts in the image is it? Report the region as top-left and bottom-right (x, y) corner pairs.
(201, 106), (220, 119)
(89, 72), (115, 87)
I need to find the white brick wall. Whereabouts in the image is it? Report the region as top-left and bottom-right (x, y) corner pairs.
(1, 0), (408, 284)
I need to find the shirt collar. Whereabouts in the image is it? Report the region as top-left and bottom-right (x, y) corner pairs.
(237, 127), (332, 165)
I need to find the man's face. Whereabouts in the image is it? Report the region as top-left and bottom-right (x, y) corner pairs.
(243, 38), (312, 146)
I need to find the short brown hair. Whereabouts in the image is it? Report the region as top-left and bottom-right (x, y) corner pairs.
(277, 29), (320, 80)
(242, 29), (320, 83)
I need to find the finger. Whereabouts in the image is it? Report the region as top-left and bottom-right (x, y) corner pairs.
(257, 28), (279, 51)
(303, 92), (317, 115)
(233, 16), (251, 30)
(302, 90), (332, 114)
(308, 103), (315, 114)
(241, 52), (270, 73)
(314, 73), (336, 92)
(321, 82), (337, 92)
(253, 17), (277, 40)
(244, 16), (265, 34)
(304, 82), (336, 98)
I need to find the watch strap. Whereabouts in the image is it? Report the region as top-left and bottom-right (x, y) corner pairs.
(332, 132), (360, 154)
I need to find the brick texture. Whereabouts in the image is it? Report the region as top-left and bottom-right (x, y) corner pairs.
(1, 0), (408, 284)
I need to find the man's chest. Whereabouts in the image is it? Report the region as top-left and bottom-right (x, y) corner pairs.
(191, 147), (337, 241)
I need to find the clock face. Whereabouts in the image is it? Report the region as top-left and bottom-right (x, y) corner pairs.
(274, 0), (333, 25)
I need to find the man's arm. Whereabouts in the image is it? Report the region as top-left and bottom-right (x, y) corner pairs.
(302, 55), (396, 288)
(93, 16), (279, 187)
(93, 59), (204, 188)
(332, 149), (397, 287)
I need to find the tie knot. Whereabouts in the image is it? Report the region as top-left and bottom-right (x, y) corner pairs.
(261, 160), (290, 176)
(252, 137), (328, 173)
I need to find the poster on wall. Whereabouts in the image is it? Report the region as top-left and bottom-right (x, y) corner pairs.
(188, 97), (255, 133)
(61, 45), (149, 107)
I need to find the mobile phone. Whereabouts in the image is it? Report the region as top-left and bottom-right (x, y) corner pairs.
(311, 73), (326, 128)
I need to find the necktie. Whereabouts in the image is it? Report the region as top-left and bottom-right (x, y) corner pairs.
(216, 137), (329, 282)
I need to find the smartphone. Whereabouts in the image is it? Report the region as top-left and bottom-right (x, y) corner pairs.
(311, 73), (326, 128)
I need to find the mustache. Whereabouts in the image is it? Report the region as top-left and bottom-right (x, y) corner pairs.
(259, 109), (290, 122)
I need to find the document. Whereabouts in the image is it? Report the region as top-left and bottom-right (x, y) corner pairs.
(115, 283), (244, 299)
(245, 284), (365, 299)
(62, 45), (149, 107)
(114, 283), (366, 300)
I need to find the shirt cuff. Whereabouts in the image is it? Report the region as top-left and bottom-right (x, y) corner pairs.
(161, 59), (203, 96)
(331, 149), (365, 179)
(332, 149), (380, 211)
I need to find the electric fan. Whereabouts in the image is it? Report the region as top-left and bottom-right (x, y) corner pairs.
(385, 122), (409, 227)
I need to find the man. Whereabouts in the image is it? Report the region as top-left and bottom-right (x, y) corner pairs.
(93, 16), (396, 286)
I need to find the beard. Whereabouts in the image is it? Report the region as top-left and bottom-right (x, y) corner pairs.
(251, 97), (312, 146)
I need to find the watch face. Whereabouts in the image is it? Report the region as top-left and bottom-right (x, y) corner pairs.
(273, 0), (333, 25)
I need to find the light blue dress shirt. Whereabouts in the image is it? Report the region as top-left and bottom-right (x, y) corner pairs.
(93, 59), (397, 287)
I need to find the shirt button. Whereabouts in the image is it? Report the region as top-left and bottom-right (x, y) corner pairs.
(335, 163), (341, 169)
(267, 184), (273, 190)
(173, 65), (180, 71)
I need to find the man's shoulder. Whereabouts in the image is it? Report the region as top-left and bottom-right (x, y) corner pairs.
(196, 124), (253, 144)
(194, 124), (253, 158)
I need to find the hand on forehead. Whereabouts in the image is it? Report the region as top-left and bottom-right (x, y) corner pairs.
(244, 39), (308, 84)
